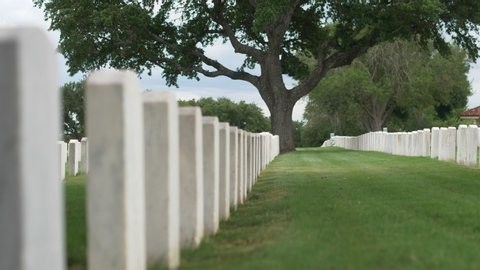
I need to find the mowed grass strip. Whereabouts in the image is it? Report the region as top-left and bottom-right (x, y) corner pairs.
(66, 147), (480, 270)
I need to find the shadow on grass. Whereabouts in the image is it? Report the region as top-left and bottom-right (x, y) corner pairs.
(170, 169), (290, 270)
(66, 168), (290, 270)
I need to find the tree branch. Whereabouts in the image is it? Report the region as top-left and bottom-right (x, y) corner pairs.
(291, 46), (370, 101)
(270, 0), (301, 47)
(193, 51), (260, 85)
(202, 0), (265, 61)
(149, 32), (260, 86)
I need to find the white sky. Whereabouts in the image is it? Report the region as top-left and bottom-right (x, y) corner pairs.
(2, 0), (480, 121)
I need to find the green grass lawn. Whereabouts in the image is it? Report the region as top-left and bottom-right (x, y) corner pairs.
(66, 147), (480, 269)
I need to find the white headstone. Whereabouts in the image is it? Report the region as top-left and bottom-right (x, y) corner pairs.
(86, 70), (146, 270)
(237, 130), (244, 204)
(229, 127), (238, 209)
(76, 140), (82, 163)
(68, 139), (79, 176)
(219, 122), (230, 220)
(80, 137), (89, 174)
(202, 117), (220, 236)
(456, 125), (468, 165)
(58, 141), (67, 181)
(142, 92), (180, 268)
(178, 107), (204, 248)
(0, 27), (64, 270)
(430, 127), (439, 158)
(466, 125), (478, 166)
(438, 127), (456, 162)
(253, 134), (258, 184)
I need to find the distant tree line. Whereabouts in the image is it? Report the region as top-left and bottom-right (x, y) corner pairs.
(296, 40), (472, 147)
(61, 83), (270, 141)
(178, 98), (270, 133)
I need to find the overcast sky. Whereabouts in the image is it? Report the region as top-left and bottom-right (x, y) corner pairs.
(2, 0), (480, 121)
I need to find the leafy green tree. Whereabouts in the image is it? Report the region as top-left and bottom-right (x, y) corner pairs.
(293, 120), (304, 148)
(303, 41), (471, 145)
(62, 80), (85, 141)
(411, 47), (471, 125)
(179, 97), (270, 132)
(35, 0), (480, 151)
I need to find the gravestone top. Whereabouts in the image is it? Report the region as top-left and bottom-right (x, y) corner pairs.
(179, 106), (202, 115)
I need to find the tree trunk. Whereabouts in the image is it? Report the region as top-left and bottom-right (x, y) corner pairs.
(370, 117), (383, 131)
(270, 100), (296, 153)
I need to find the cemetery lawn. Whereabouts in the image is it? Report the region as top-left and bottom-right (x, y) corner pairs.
(66, 148), (480, 270)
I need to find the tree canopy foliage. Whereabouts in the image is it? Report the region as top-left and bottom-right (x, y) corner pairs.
(178, 97), (270, 132)
(35, 0), (480, 151)
(301, 41), (472, 146)
(62, 80), (85, 141)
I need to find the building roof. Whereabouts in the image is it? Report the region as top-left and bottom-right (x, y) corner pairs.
(460, 106), (480, 118)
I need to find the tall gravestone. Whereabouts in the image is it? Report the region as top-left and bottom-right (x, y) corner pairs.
(246, 132), (252, 193)
(407, 132), (414, 157)
(243, 131), (248, 199)
(237, 130), (244, 204)
(254, 134), (259, 182)
(229, 127), (238, 209)
(179, 107), (204, 248)
(0, 27), (64, 270)
(86, 70), (146, 270)
(219, 122), (230, 220)
(252, 134), (256, 186)
(142, 92), (180, 269)
(202, 117), (220, 236)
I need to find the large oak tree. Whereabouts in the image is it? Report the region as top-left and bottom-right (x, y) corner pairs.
(35, 0), (480, 152)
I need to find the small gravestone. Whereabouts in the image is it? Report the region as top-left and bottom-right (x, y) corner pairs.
(237, 130), (244, 204)
(466, 125), (479, 166)
(430, 127), (440, 159)
(80, 137), (89, 174)
(456, 125), (468, 165)
(439, 127), (456, 162)
(58, 141), (67, 180)
(68, 139), (79, 176)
